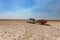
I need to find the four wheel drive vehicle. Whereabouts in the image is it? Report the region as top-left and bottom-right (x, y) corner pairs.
(27, 18), (36, 24)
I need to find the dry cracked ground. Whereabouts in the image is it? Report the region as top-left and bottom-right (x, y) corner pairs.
(0, 20), (60, 40)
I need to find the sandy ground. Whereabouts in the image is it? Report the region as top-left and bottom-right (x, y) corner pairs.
(0, 20), (60, 40)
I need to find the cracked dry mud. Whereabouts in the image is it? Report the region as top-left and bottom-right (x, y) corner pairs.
(0, 20), (60, 40)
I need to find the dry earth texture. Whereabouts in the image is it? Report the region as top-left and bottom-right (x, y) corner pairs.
(0, 20), (60, 40)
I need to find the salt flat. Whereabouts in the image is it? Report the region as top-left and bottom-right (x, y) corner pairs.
(0, 20), (60, 40)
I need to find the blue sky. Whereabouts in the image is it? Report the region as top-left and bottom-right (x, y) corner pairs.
(0, 0), (60, 20)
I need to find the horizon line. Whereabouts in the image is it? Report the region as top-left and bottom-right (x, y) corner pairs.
(0, 19), (60, 21)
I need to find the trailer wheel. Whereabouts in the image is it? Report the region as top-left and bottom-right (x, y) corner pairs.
(41, 23), (45, 25)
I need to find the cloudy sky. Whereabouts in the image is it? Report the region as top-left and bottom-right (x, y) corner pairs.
(0, 0), (60, 20)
